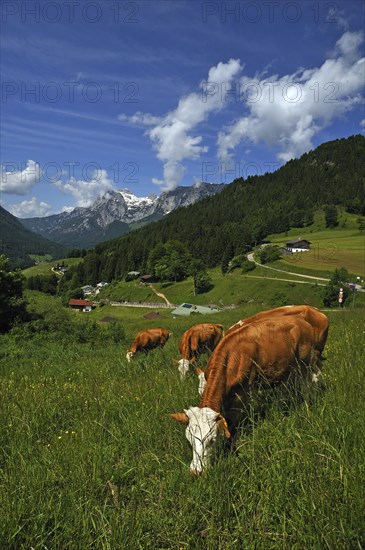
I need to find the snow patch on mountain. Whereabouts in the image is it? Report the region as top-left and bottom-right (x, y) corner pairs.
(20, 182), (225, 247)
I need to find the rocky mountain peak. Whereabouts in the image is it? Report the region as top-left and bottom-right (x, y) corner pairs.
(19, 181), (225, 248)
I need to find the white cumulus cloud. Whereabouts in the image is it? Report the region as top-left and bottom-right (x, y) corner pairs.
(217, 31), (364, 164)
(53, 169), (115, 207)
(0, 160), (42, 195)
(8, 197), (52, 218)
(120, 59), (243, 190)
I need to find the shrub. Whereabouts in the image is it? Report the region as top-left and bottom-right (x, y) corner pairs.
(258, 245), (282, 264)
(241, 260), (256, 273)
(322, 267), (351, 307)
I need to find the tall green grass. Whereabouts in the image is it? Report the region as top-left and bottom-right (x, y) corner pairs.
(0, 309), (364, 548)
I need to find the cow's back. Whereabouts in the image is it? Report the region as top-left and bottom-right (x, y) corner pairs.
(202, 315), (316, 402)
(131, 328), (170, 353)
(179, 323), (224, 358)
(226, 306), (329, 354)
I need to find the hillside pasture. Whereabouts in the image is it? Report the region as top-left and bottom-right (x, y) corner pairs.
(268, 211), (365, 278)
(98, 280), (165, 304)
(22, 257), (83, 278)
(134, 268), (327, 310)
(0, 305), (364, 548)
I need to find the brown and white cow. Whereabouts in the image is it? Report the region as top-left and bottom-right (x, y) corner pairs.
(226, 305), (329, 363)
(126, 328), (172, 362)
(170, 315), (320, 475)
(173, 323), (224, 378)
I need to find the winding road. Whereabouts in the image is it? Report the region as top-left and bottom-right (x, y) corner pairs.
(247, 253), (364, 291)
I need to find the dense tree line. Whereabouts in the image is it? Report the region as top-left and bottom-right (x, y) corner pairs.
(25, 273), (59, 295)
(61, 135), (365, 288)
(0, 255), (28, 332)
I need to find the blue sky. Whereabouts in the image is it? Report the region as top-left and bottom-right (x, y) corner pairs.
(1, 0), (364, 217)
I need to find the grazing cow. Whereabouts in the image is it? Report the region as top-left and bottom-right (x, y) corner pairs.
(126, 328), (172, 362)
(170, 315), (319, 475)
(173, 323), (224, 378)
(226, 305), (329, 363)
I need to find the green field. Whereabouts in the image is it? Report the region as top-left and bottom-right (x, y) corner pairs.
(89, 210), (365, 309)
(1, 296), (364, 548)
(98, 266), (365, 314)
(267, 211), (365, 278)
(22, 257), (83, 278)
(99, 280), (165, 304)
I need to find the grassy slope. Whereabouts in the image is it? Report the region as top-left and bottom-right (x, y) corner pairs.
(97, 266), (365, 313)
(94, 210), (364, 309)
(267, 210), (365, 278)
(98, 280), (165, 304)
(22, 257), (83, 278)
(157, 269), (324, 307)
(0, 303), (364, 548)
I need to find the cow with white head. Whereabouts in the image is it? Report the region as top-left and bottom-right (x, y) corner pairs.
(173, 323), (224, 379)
(170, 314), (323, 474)
(169, 407), (230, 475)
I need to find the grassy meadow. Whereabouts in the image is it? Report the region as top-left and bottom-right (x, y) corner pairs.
(99, 268), (329, 310)
(0, 292), (364, 548)
(22, 257), (83, 279)
(98, 266), (365, 313)
(267, 210), (365, 278)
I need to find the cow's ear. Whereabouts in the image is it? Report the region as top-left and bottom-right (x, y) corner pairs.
(172, 358), (179, 364)
(215, 415), (231, 439)
(168, 412), (189, 425)
(189, 357), (196, 364)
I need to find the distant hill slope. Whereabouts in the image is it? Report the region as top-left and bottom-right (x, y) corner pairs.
(80, 136), (364, 272)
(58, 135), (365, 284)
(20, 182), (225, 249)
(0, 206), (66, 268)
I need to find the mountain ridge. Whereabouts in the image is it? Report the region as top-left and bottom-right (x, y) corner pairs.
(20, 182), (225, 249)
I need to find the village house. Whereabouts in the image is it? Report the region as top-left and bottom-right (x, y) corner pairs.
(140, 274), (158, 284)
(285, 239), (311, 253)
(68, 299), (95, 312)
(81, 285), (95, 296)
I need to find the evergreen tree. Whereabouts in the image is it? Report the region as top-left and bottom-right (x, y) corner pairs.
(324, 205), (339, 228)
(221, 243), (234, 275)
